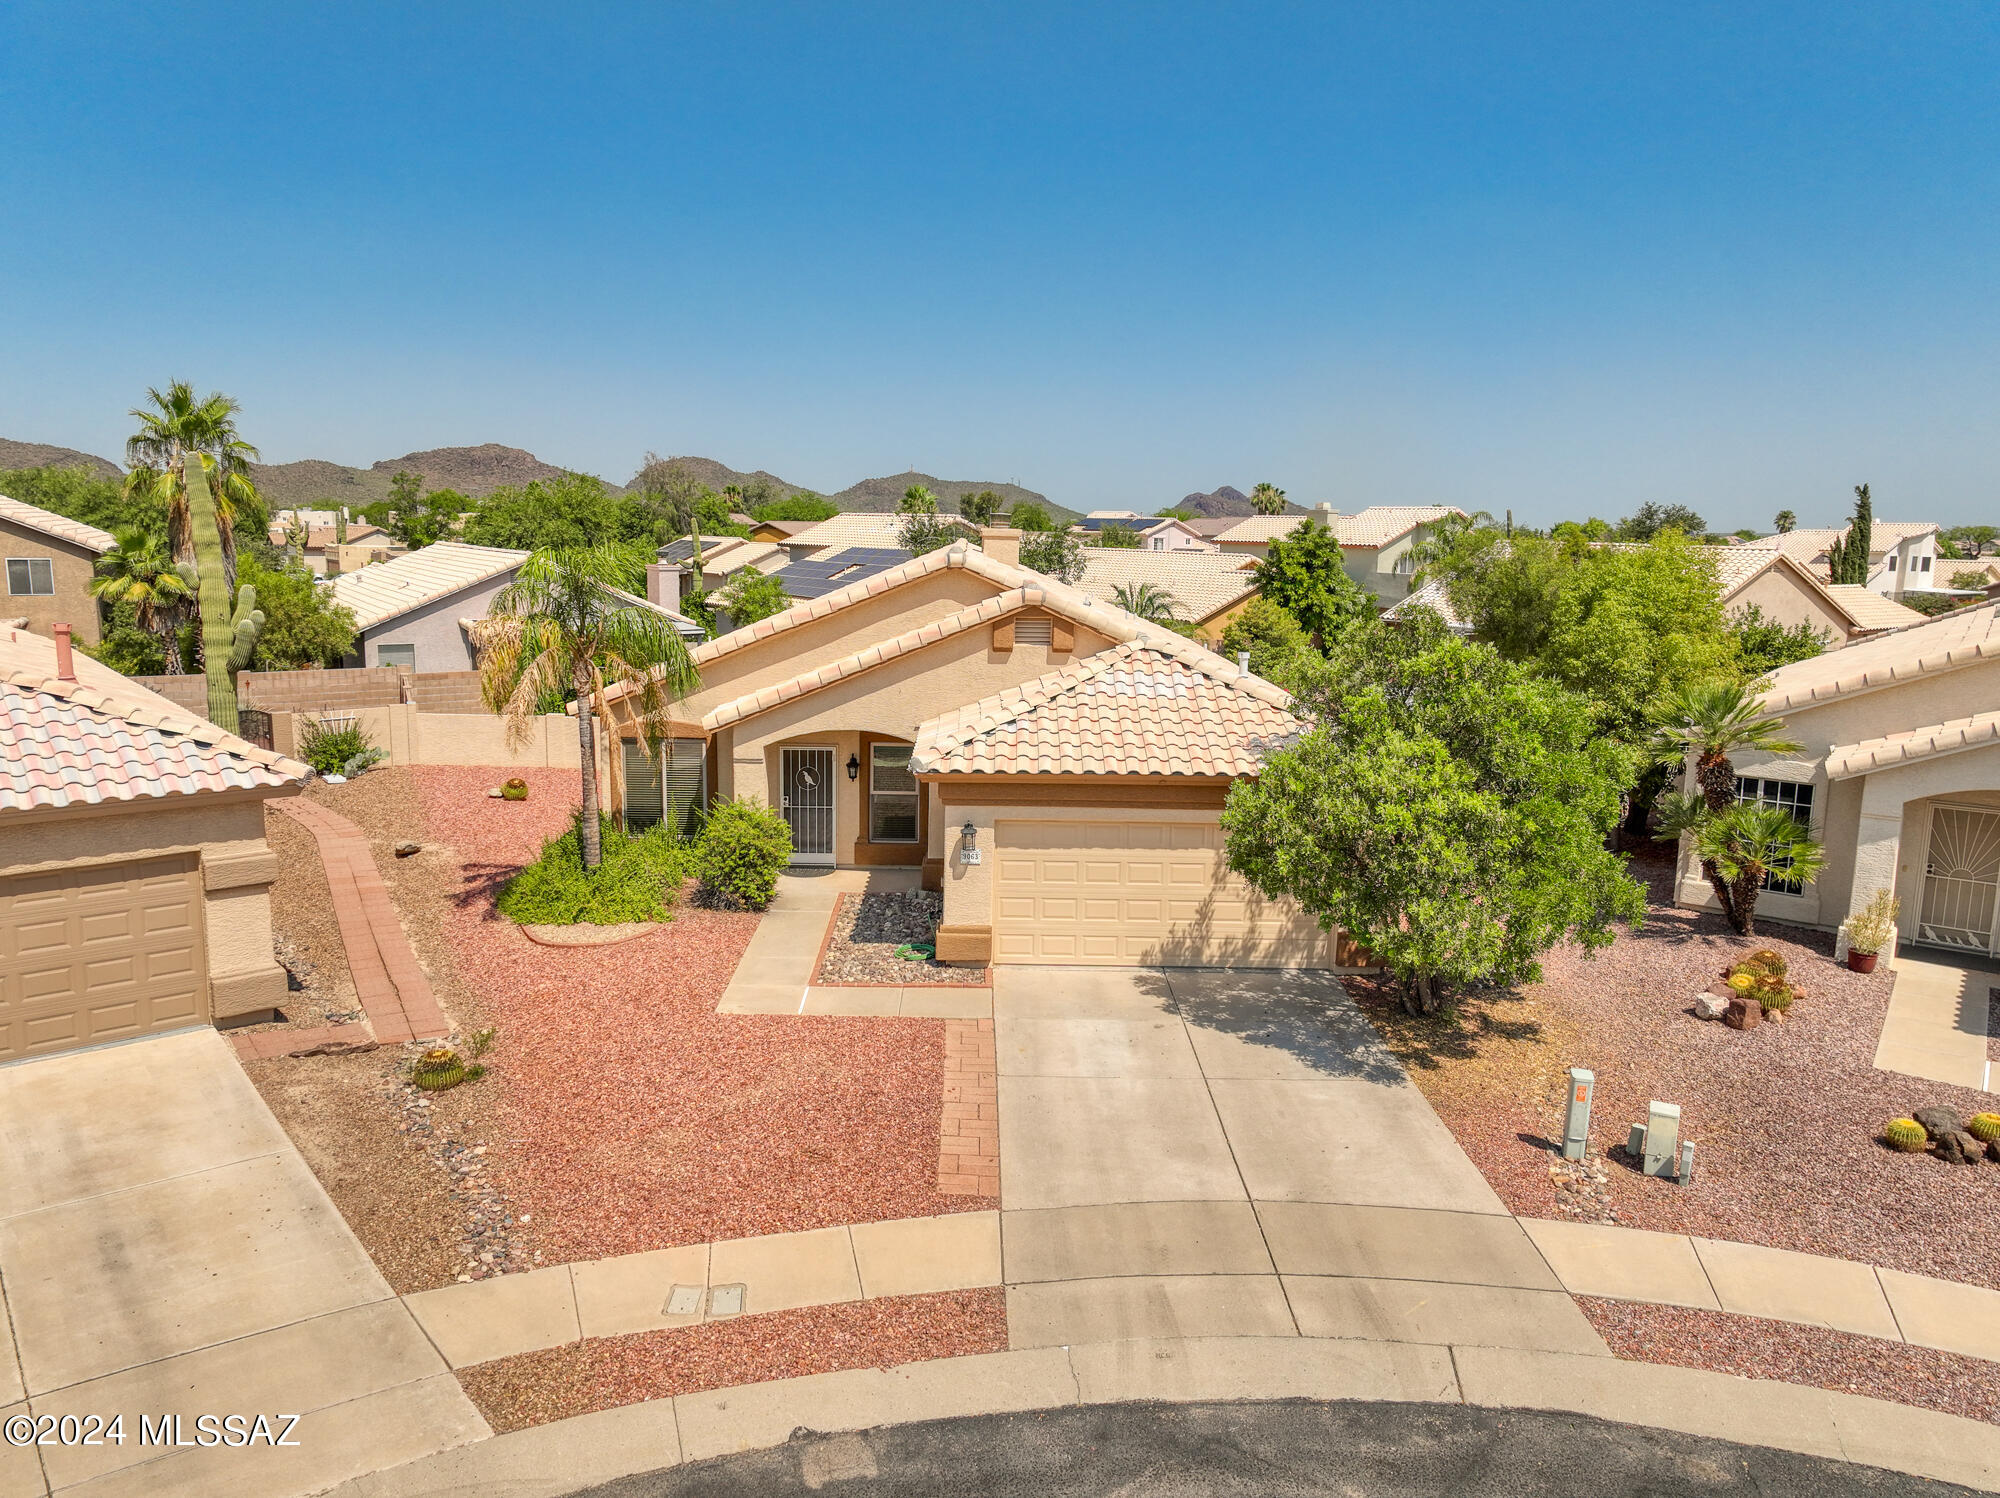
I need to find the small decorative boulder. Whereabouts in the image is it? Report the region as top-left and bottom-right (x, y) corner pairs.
(1694, 993), (1729, 1021)
(1724, 996), (1761, 1030)
(394, 840), (421, 858)
(1937, 1130), (1985, 1166)
(1913, 1107), (1962, 1140)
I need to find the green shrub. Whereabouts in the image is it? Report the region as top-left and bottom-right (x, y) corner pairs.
(496, 813), (697, 926)
(695, 797), (793, 910)
(298, 716), (377, 776)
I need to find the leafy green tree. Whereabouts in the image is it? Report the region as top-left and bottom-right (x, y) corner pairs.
(467, 472), (619, 549)
(752, 493), (838, 523)
(83, 600), (175, 676)
(1223, 615), (1645, 1014)
(236, 558), (357, 668)
(1019, 529), (1087, 583)
(896, 487), (967, 555)
(1614, 502), (1706, 541)
(1952, 569), (1993, 591)
(1154, 506), (1195, 521)
(1249, 482), (1287, 516)
(717, 567), (791, 627)
(124, 382), (266, 593)
(1110, 581), (1182, 623)
(1250, 516), (1373, 649)
(91, 528), (195, 673)
(691, 491), (750, 539)
(0, 464), (159, 537)
(1406, 509), (1496, 581)
(1825, 484), (1873, 585)
(1440, 529), (1736, 741)
(477, 543), (701, 869)
(1655, 797), (1824, 936)
(1773, 509), (1797, 534)
(1730, 605), (1827, 678)
(1009, 500), (1056, 532)
(1093, 523), (1142, 549)
(1945, 524), (1997, 559)
(628, 455), (707, 538)
(1217, 598), (1313, 684)
(899, 484), (940, 513)
(957, 490), (1002, 526)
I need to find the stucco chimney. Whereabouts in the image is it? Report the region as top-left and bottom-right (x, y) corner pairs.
(53, 622), (75, 681)
(645, 561), (683, 611)
(979, 527), (1022, 567)
(1315, 502), (1336, 526)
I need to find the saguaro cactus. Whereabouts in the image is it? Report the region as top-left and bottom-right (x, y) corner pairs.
(187, 461), (261, 730)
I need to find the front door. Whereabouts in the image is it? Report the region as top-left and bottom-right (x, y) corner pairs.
(780, 747), (836, 866)
(1919, 806), (2000, 954)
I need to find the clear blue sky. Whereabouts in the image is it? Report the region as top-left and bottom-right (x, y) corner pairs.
(4, 3), (1996, 527)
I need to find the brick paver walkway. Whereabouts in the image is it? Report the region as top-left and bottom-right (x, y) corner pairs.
(236, 797), (449, 1059)
(939, 1018), (1000, 1196)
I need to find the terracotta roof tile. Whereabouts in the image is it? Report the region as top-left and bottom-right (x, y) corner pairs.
(1216, 506), (1463, 548)
(1760, 599), (2000, 713)
(1823, 585), (1927, 632)
(0, 494), (117, 553)
(1826, 710), (2000, 779)
(1077, 549), (1260, 621)
(330, 542), (527, 630)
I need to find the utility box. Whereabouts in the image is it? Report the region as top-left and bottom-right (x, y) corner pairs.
(1562, 1068), (1594, 1160)
(1643, 1101), (1681, 1179)
(1678, 1141), (1696, 1185)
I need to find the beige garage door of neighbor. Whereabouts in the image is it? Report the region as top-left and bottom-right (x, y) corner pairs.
(993, 820), (1335, 968)
(0, 856), (206, 1062)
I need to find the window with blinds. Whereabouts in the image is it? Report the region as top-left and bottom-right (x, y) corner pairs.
(623, 739), (707, 836)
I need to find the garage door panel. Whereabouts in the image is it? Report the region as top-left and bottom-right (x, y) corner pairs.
(993, 820), (1335, 969)
(0, 858), (207, 1061)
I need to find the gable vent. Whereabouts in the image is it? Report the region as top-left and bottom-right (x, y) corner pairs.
(1015, 618), (1054, 646)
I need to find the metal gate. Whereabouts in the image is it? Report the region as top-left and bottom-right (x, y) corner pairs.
(237, 708), (274, 750)
(780, 747), (835, 865)
(1919, 805), (2000, 953)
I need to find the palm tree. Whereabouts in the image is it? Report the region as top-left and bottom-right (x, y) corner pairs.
(91, 528), (195, 673)
(1656, 797), (1824, 936)
(1773, 509), (1796, 534)
(124, 382), (264, 593)
(1648, 680), (1802, 813)
(1249, 482), (1287, 516)
(476, 544), (700, 869)
(1111, 581), (1183, 624)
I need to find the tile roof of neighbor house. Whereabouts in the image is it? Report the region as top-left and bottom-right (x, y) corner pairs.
(911, 641), (1299, 778)
(659, 534), (750, 565)
(1215, 506), (1464, 549)
(1825, 710), (2000, 780)
(330, 542), (527, 630)
(1183, 518), (1241, 538)
(0, 494), (117, 553)
(1759, 599), (2000, 714)
(767, 546), (913, 600)
(1381, 577), (1470, 631)
(1761, 523), (1940, 571)
(0, 626), (305, 812)
(783, 512), (976, 553)
(1823, 585), (1928, 631)
(701, 540), (787, 576)
(1077, 548), (1261, 622)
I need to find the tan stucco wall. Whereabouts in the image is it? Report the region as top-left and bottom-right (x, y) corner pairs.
(1728, 568), (1852, 647)
(0, 790), (295, 1022)
(1, 519), (101, 645)
(1194, 592), (1258, 643)
(281, 705), (592, 772)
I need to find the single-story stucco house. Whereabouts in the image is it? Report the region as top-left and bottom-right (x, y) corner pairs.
(0, 495), (115, 647)
(332, 541), (531, 672)
(1215, 505), (1466, 605)
(1075, 548), (1261, 642)
(600, 532), (1353, 969)
(1680, 599), (2000, 958)
(0, 622), (304, 1061)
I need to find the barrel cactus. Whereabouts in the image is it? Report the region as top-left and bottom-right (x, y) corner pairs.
(1969, 1113), (2000, 1145)
(1883, 1118), (1928, 1152)
(413, 1046), (466, 1091)
(501, 778), (529, 802)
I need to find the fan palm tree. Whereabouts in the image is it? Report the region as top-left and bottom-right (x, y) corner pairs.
(1111, 581), (1183, 624)
(1249, 482), (1287, 516)
(1648, 679), (1802, 813)
(124, 382), (264, 592)
(1773, 509), (1796, 534)
(1656, 796), (1824, 936)
(476, 543), (700, 869)
(91, 527), (195, 673)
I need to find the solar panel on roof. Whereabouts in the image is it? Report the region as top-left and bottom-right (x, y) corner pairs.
(769, 547), (913, 600)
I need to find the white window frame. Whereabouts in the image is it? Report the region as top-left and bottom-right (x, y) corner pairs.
(6, 557), (54, 596)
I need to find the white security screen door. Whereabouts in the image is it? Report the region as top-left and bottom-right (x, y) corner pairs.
(780, 747), (836, 865)
(1919, 806), (2000, 954)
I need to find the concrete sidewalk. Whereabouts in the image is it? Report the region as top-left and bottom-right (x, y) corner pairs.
(1875, 950), (1995, 1092)
(0, 1029), (485, 1498)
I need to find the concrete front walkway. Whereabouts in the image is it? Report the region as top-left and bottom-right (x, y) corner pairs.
(0, 1029), (486, 1498)
(1875, 949), (1995, 1092)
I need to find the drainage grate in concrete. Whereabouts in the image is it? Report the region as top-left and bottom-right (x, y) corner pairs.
(708, 1283), (747, 1317)
(665, 1284), (704, 1318)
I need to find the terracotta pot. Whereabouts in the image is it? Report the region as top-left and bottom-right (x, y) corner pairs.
(1847, 949), (1879, 973)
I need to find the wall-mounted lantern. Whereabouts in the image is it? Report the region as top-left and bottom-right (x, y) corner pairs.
(846, 753), (861, 781)
(959, 821), (981, 865)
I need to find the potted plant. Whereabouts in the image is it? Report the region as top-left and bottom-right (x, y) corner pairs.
(1845, 889), (1899, 973)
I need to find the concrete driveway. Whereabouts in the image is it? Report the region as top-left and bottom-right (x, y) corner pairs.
(994, 968), (1606, 1359)
(0, 1028), (485, 1498)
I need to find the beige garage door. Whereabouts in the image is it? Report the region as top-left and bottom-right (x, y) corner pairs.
(0, 857), (206, 1062)
(993, 820), (1335, 968)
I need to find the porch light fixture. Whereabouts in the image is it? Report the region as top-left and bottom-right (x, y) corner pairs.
(961, 821), (977, 846)
(846, 753), (861, 781)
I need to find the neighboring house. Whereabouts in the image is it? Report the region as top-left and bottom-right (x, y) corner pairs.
(766, 547), (912, 601)
(1216, 504), (1465, 605)
(0, 622), (304, 1060)
(1760, 523), (1941, 598)
(0, 494), (114, 646)
(270, 518), (403, 577)
(781, 511), (976, 563)
(1386, 543), (1921, 645)
(1680, 601), (2000, 958)
(747, 518), (820, 544)
(1076, 549), (1260, 641)
(598, 534), (1350, 969)
(331, 541), (530, 671)
(1134, 517), (1217, 552)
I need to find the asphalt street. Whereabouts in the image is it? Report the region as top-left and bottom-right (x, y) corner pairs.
(576, 1399), (1977, 1497)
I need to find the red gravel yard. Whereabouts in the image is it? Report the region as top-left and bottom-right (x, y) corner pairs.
(1355, 846), (2000, 1292)
(408, 767), (990, 1266)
